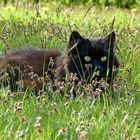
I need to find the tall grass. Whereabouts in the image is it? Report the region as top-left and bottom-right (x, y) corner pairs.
(0, 2), (139, 140)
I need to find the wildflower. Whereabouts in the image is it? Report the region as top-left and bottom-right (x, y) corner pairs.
(34, 116), (42, 133)
(99, 79), (109, 90)
(56, 128), (67, 137)
(95, 71), (100, 76)
(94, 88), (102, 96)
(13, 101), (22, 113)
(77, 130), (88, 140)
(69, 73), (79, 82)
(7, 130), (14, 138)
(16, 130), (24, 138)
(85, 64), (92, 69)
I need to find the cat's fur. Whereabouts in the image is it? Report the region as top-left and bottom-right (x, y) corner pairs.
(0, 31), (119, 92)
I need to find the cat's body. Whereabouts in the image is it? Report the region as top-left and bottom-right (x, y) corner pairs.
(0, 48), (62, 91)
(0, 31), (119, 92)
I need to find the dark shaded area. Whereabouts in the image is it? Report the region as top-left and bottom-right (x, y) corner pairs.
(1, 0), (139, 9)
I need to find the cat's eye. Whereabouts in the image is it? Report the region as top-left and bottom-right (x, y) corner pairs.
(101, 56), (107, 62)
(84, 56), (91, 62)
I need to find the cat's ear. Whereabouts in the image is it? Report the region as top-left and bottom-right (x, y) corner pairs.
(68, 31), (83, 49)
(102, 31), (115, 50)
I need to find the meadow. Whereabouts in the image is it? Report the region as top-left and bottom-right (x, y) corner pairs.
(0, 1), (140, 139)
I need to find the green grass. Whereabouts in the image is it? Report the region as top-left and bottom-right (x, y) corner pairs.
(0, 3), (140, 140)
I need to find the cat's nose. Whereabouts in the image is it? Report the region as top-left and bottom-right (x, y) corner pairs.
(93, 60), (102, 70)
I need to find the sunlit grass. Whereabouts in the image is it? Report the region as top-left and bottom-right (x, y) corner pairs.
(0, 3), (140, 140)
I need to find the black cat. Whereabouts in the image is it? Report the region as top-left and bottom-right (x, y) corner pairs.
(56, 31), (119, 84)
(0, 31), (119, 92)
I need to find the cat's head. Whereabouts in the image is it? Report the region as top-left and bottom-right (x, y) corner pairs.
(67, 31), (119, 83)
